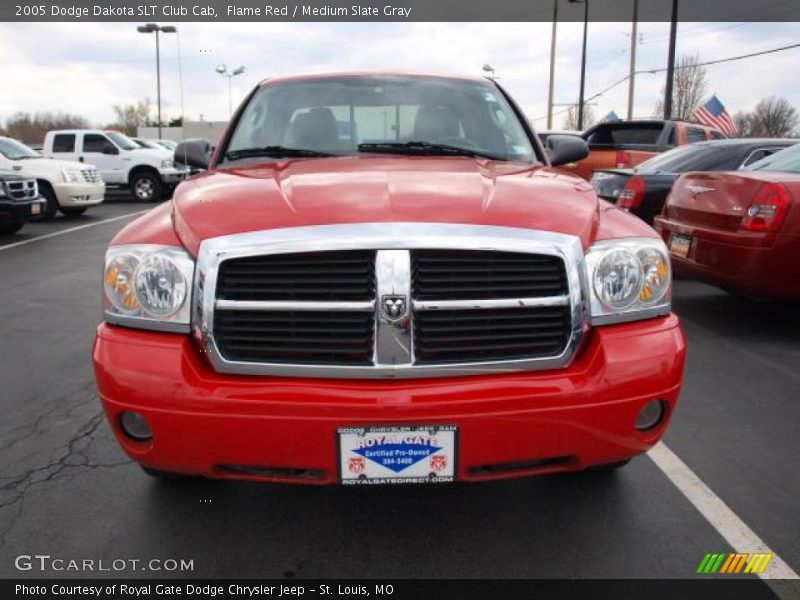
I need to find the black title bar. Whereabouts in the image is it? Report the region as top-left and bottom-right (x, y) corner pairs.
(6, 0), (800, 22)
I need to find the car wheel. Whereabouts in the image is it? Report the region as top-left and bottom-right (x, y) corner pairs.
(38, 183), (59, 221)
(141, 466), (193, 480)
(60, 207), (88, 217)
(131, 172), (163, 203)
(0, 220), (25, 235)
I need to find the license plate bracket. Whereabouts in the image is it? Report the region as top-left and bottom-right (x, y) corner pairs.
(338, 425), (457, 485)
(669, 233), (692, 258)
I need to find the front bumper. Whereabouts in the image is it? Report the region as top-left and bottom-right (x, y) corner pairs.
(158, 167), (188, 183)
(93, 315), (686, 484)
(0, 196), (46, 223)
(654, 216), (800, 300)
(53, 182), (105, 207)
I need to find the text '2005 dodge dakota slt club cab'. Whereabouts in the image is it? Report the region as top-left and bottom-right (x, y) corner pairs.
(93, 73), (686, 485)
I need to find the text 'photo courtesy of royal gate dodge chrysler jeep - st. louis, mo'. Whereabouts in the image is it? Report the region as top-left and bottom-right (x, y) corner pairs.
(93, 72), (684, 486)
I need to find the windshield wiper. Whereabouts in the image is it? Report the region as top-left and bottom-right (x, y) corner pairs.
(358, 141), (506, 161)
(225, 146), (334, 161)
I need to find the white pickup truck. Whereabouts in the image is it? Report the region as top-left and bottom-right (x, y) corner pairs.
(0, 136), (104, 220)
(44, 130), (187, 202)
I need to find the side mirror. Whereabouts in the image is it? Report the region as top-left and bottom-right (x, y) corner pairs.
(102, 143), (119, 155)
(174, 138), (212, 171)
(546, 135), (589, 167)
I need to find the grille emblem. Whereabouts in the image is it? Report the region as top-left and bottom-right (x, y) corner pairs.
(381, 295), (408, 320)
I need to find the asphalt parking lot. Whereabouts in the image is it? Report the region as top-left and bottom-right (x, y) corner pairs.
(0, 195), (798, 587)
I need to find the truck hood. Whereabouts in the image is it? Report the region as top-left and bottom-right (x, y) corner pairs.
(11, 156), (90, 173)
(129, 148), (172, 163)
(172, 156), (600, 256)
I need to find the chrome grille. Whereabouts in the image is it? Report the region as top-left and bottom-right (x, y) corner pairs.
(4, 179), (38, 201)
(81, 169), (102, 184)
(197, 223), (585, 379)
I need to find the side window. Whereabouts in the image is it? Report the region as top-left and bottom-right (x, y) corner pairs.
(710, 130), (726, 140)
(685, 127), (707, 143)
(83, 134), (111, 153)
(742, 149), (777, 167)
(52, 134), (75, 153)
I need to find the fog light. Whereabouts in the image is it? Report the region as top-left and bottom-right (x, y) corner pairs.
(119, 411), (153, 441)
(635, 400), (666, 431)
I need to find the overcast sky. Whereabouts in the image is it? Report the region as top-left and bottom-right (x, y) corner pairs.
(0, 21), (798, 128)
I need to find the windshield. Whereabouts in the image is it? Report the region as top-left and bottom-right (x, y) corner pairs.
(224, 75), (536, 163)
(0, 138), (40, 160)
(635, 144), (739, 174)
(106, 132), (139, 151)
(134, 139), (162, 150)
(744, 143), (800, 174)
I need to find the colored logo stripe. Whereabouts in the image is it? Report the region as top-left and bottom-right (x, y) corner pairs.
(697, 553), (773, 574)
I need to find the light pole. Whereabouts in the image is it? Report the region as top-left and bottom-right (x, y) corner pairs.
(546, 0), (559, 129)
(482, 64), (496, 80)
(216, 64), (246, 118)
(568, 0), (589, 130)
(137, 23), (177, 139)
(627, 0), (639, 120)
(664, 0), (679, 119)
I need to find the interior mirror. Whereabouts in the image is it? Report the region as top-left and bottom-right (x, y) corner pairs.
(546, 135), (589, 167)
(174, 138), (212, 170)
(102, 143), (119, 155)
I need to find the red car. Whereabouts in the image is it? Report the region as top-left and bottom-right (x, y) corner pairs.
(655, 143), (800, 301)
(93, 72), (685, 485)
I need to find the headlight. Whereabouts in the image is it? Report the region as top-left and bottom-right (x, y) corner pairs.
(62, 167), (83, 183)
(103, 245), (194, 332)
(585, 237), (671, 325)
(161, 159), (174, 169)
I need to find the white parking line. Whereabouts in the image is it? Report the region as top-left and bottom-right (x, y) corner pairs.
(0, 210), (148, 252)
(649, 442), (800, 597)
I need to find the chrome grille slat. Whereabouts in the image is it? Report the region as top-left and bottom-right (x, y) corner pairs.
(196, 223), (586, 379)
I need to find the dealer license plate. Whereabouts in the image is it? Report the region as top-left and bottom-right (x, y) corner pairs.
(338, 425), (457, 485)
(669, 233), (692, 258)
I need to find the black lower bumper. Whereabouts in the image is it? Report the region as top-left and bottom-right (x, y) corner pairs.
(0, 197), (46, 225)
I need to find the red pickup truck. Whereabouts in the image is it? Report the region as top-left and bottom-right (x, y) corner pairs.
(93, 72), (685, 485)
(564, 119), (726, 180)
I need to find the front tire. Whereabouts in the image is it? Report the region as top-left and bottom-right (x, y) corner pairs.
(0, 220), (25, 235)
(130, 171), (163, 203)
(60, 207), (88, 217)
(38, 182), (59, 221)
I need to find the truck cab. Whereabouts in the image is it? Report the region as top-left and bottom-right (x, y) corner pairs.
(44, 129), (187, 202)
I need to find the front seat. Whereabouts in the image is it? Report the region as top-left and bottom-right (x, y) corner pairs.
(413, 106), (461, 141)
(290, 107), (340, 149)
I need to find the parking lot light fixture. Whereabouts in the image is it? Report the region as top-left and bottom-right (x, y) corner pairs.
(137, 23), (178, 139)
(216, 64), (247, 118)
(482, 64), (496, 80)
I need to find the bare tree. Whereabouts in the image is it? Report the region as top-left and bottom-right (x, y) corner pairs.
(654, 54), (708, 120)
(747, 96), (798, 138)
(733, 110), (756, 138)
(562, 104), (596, 131)
(111, 99), (154, 136)
(0, 112), (90, 144)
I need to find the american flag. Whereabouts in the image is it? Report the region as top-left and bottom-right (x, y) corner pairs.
(692, 95), (737, 137)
